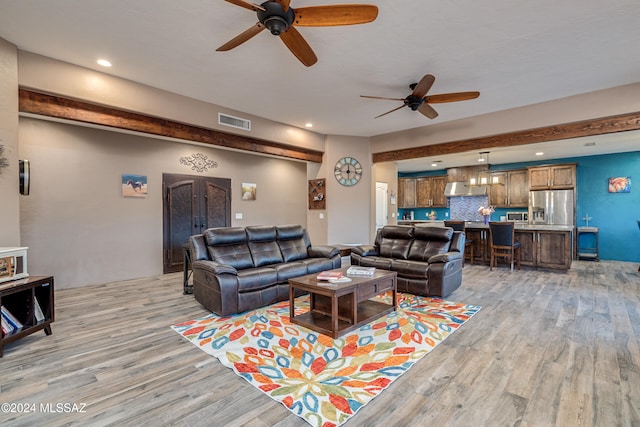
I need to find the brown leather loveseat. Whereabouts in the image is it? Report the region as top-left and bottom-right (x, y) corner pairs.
(190, 224), (341, 315)
(349, 225), (464, 297)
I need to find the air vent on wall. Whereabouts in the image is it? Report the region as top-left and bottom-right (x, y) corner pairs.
(218, 113), (251, 131)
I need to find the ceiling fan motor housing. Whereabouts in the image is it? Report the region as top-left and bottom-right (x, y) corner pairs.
(258, 2), (295, 35)
(405, 95), (425, 111)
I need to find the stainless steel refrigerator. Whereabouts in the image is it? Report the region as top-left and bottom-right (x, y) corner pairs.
(528, 189), (574, 225)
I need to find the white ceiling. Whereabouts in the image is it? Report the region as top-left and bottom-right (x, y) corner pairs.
(1, 0), (639, 171)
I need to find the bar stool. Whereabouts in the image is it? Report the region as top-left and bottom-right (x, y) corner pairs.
(444, 220), (473, 267)
(489, 221), (521, 272)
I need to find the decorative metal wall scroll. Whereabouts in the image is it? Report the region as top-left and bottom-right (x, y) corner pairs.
(179, 153), (218, 173)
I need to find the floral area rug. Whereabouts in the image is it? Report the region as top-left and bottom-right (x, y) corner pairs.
(171, 293), (480, 427)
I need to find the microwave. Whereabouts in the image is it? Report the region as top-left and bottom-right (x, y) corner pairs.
(506, 212), (528, 222)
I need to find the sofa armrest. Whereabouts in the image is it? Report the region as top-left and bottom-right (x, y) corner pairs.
(428, 251), (463, 264)
(308, 245), (340, 258)
(192, 259), (238, 275)
(350, 245), (379, 257)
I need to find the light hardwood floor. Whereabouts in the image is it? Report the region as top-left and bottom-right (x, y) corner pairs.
(1, 261), (639, 426)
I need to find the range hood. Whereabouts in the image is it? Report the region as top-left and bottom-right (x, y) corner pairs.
(444, 181), (488, 197)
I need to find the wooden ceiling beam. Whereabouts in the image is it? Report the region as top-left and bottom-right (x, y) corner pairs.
(372, 111), (640, 163)
(18, 88), (324, 163)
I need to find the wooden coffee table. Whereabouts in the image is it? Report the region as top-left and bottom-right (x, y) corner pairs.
(288, 267), (397, 338)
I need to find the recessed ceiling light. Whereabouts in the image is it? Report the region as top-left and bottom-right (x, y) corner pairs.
(97, 59), (112, 67)
(535, 152), (544, 156)
(305, 123), (313, 128)
(431, 163), (438, 167)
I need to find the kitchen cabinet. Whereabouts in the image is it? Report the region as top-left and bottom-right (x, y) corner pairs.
(515, 229), (572, 269)
(416, 175), (447, 207)
(466, 226), (572, 269)
(536, 230), (572, 268)
(398, 178), (416, 208)
(446, 166), (482, 183)
(528, 164), (576, 190)
(489, 169), (528, 207)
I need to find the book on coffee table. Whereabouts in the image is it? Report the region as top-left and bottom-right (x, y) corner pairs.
(316, 271), (343, 281)
(328, 276), (352, 284)
(346, 266), (376, 276)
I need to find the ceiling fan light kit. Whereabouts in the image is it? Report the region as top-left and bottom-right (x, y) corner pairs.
(218, 0), (378, 67)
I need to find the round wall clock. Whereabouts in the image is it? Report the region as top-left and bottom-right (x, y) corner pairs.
(334, 156), (362, 187)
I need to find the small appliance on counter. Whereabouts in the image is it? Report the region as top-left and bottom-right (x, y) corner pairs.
(402, 211), (414, 220)
(506, 211), (528, 222)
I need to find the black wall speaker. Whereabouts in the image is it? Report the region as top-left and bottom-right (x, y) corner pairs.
(19, 159), (30, 196)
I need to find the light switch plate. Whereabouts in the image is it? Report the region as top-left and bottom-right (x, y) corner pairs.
(235, 213), (243, 220)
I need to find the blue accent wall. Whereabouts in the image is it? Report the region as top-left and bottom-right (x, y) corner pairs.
(399, 150), (640, 263)
(574, 151), (639, 262)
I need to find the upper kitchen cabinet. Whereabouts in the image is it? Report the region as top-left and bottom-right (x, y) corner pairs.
(489, 169), (528, 207)
(528, 164), (576, 190)
(446, 166), (483, 183)
(416, 175), (447, 207)
(398, 177), (416, 208)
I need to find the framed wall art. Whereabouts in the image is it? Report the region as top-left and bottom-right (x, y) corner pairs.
(308, 178), (326, 210)
(242, 182), (257, 200)
(608, 176), (631, 193)
(122, 174), (148, 198)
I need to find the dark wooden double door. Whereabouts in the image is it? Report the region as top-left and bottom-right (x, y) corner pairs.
(163, 174), (231, 273)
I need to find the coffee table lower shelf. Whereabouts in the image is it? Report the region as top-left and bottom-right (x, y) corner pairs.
(293, 299), (394, 338)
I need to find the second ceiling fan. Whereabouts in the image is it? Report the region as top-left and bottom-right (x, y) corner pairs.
(361, 74), (480, 119)
(217, 0), (378, 67)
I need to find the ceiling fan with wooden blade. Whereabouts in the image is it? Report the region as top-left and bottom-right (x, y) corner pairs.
(217, 0), (378, 67)
(361, 74), (480, 119)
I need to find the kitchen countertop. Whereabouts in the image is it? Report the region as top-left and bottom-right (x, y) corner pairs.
(398, 219), (572, 231)
(397, 220), (574, 232)
(465, 222), (575, 231)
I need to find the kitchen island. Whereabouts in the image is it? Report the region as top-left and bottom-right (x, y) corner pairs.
(465, 222), (574, 269)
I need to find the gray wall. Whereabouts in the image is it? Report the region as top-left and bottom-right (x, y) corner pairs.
(19, 117), (308, 288)
(0, 38), (20, 245)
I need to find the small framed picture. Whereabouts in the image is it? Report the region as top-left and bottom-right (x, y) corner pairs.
(308, 179), (326, 209)
(122, 174), (148, 198)
(608, 177), (631, 193)
(242, 182), (257, 201)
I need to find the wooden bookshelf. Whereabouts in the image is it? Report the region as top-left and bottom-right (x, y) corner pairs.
(0, 276), (54, 357)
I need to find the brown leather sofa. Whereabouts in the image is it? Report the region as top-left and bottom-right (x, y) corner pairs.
(349, 225), (465, 297)
(190, 224), (341, 315)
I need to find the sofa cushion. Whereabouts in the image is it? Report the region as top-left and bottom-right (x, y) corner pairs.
(378, 226), (414, 260)
(246, 226), (284, 267)
(204, 227), (253, 270)
(272, 262), (309, 282)
(276, 225), (309, 262)
(302, 257), (337, 274)
(353, 255), (393, 270)
(236, 268), (279, 292)
(390, 259), (430, 279)
(407, 227), (453, 261)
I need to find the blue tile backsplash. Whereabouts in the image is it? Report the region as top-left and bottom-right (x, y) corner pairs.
(449, 196), (489, 221)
